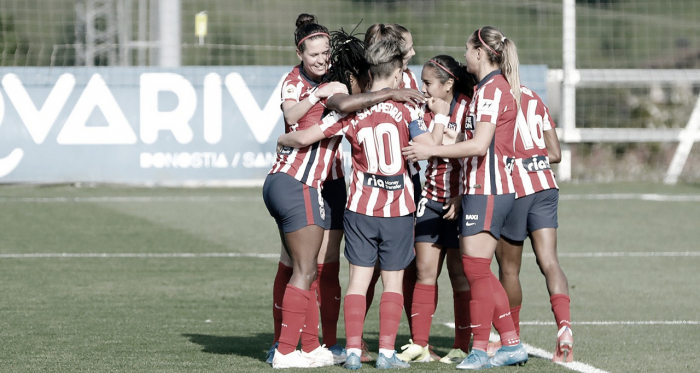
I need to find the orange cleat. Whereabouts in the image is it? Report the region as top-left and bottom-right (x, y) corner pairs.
(552, 326), (574, 363)
(360, 339), (373, 362)
(486, 341), (502, 358)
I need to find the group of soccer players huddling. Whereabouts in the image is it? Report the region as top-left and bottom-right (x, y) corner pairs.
(262, 13), (573, 370)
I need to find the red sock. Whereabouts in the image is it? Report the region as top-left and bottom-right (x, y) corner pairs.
(278, 284), (311, 354)
(490, 273), (519, 346)
(461, 255), (494, 352)
(510, 305), (522, 337)
(344, 294), (366, 350)
(365, 270), (381, 316)
(402, 267), (417, 334)
(273, 262), (293, 343)
(300, 280), (321, 352)
(550, 294), (571, 329)
(453, 290), (472, 351)
(317, 262), (341, 346)
(379, 292), (404, 350)
(411, 284), (436, 347)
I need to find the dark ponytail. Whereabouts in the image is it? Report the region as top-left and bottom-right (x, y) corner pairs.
(323, 28), (368, 93)
(294, 13), (330, 52)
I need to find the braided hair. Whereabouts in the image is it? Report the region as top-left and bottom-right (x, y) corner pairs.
(323, 27), (369, 93)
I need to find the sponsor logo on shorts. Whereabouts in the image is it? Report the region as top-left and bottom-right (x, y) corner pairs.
(365, 173), (404, 191)
(465, 214), (478, 227)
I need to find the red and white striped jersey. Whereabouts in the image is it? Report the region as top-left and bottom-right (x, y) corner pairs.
(400, 68), (420, 91)
(320, 100), (428, 217)
(463, 70), (517, 195)
(269, 67), (344, 189)
(421, 92), (471, 202)
(401, 68), (422, 177)
(511, 86), (558, 198)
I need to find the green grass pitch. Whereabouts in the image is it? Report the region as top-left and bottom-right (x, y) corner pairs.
(0, 182), (698, 372)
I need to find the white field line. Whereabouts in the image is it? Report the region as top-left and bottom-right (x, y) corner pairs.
(0, 252), (279, 259)
(0, 193), (698, 203)
(0, 251), (697, 259)
(445, 325), (612, 373)
(0, 196), (260, 203)
(445, 320), (700, 328)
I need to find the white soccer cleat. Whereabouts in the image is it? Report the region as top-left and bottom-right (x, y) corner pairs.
(272, 349), (312, 369)
(301, 345), (335, 367)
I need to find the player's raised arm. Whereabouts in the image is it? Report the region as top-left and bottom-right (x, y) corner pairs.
(282, 82), (347, 124)
(327, 89), (425, 115)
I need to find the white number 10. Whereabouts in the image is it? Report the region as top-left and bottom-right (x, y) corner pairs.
(357, 123), (402, 175)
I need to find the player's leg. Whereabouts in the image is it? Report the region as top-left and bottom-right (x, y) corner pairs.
(528, 188), (572, 362)
(373, 213), (414, 369)
(397, 198), (445, 363)
(263, 174), (331, 367)
(341, 210), (380, 369)
(270, 245), (293, 359)
(491, 193), (532, 355)
(316, 177), (346, 362)
(441, 248), (471, 364)
(457, 194), (526, 369)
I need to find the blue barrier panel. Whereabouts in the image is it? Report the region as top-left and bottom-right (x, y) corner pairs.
(0, 65), (548, 184)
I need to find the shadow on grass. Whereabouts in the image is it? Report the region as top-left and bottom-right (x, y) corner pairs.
(183, 332), (463, 362)
(183, 332), (275, 361)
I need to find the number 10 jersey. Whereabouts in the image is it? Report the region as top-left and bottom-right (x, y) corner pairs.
(320, 100), (428, 217)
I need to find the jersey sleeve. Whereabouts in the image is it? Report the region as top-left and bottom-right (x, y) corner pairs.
(319, 111), (349, 138)
(405, 104), (428, 140)
(475, 82), (510, 125)
(281, 75), (303, 103)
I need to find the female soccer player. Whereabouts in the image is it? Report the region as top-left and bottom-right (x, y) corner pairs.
(266, 17), (425, 367)
(265, 13), (346, 369)
(395, 55), (478, 365)
(494, 85), (573, 362)
(276, 39), (441, 370)
(402, 26), (529, 370)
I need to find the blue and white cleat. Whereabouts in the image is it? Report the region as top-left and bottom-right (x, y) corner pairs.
(375, 352), (410, 369)
(487, 343), (528, 367)
(265, 342), (278, 365)
(343, 352), (363, 370)
(328, 343), (348, 364)
(456, 349), (490, 370)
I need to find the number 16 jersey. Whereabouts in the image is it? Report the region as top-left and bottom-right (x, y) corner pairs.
(319, 100), (428, 217)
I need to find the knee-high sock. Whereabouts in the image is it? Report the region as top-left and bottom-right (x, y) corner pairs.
(300, 280), (321, 352)
(461, 255), (494, 352)
(278, 284), (311, 354)
(317, 262), (341, 346)
(273, 262), (293, 343)
(410, 284), (436, 347)
(402, 267), (417, 334)
(344, 294), (367, 350)
(453, 290), (472, 351)
(365, 270), (381, 317)
(510, 304), (522, 337)
(550, 294), (571, 329)
(379, 292), (404, 351)
(490, 273), (520, 346)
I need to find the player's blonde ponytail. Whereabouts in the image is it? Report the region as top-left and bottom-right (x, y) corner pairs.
(471, 26), (521, 111)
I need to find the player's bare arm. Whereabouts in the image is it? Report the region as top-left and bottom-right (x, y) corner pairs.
(326, 88), (425, 115)
(277, 124), (327, 149)
(402, 121), (496, 161)
(544, 128), (562, 164)
(426, 97), (450, 144)
(282, 82), (348, 124)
